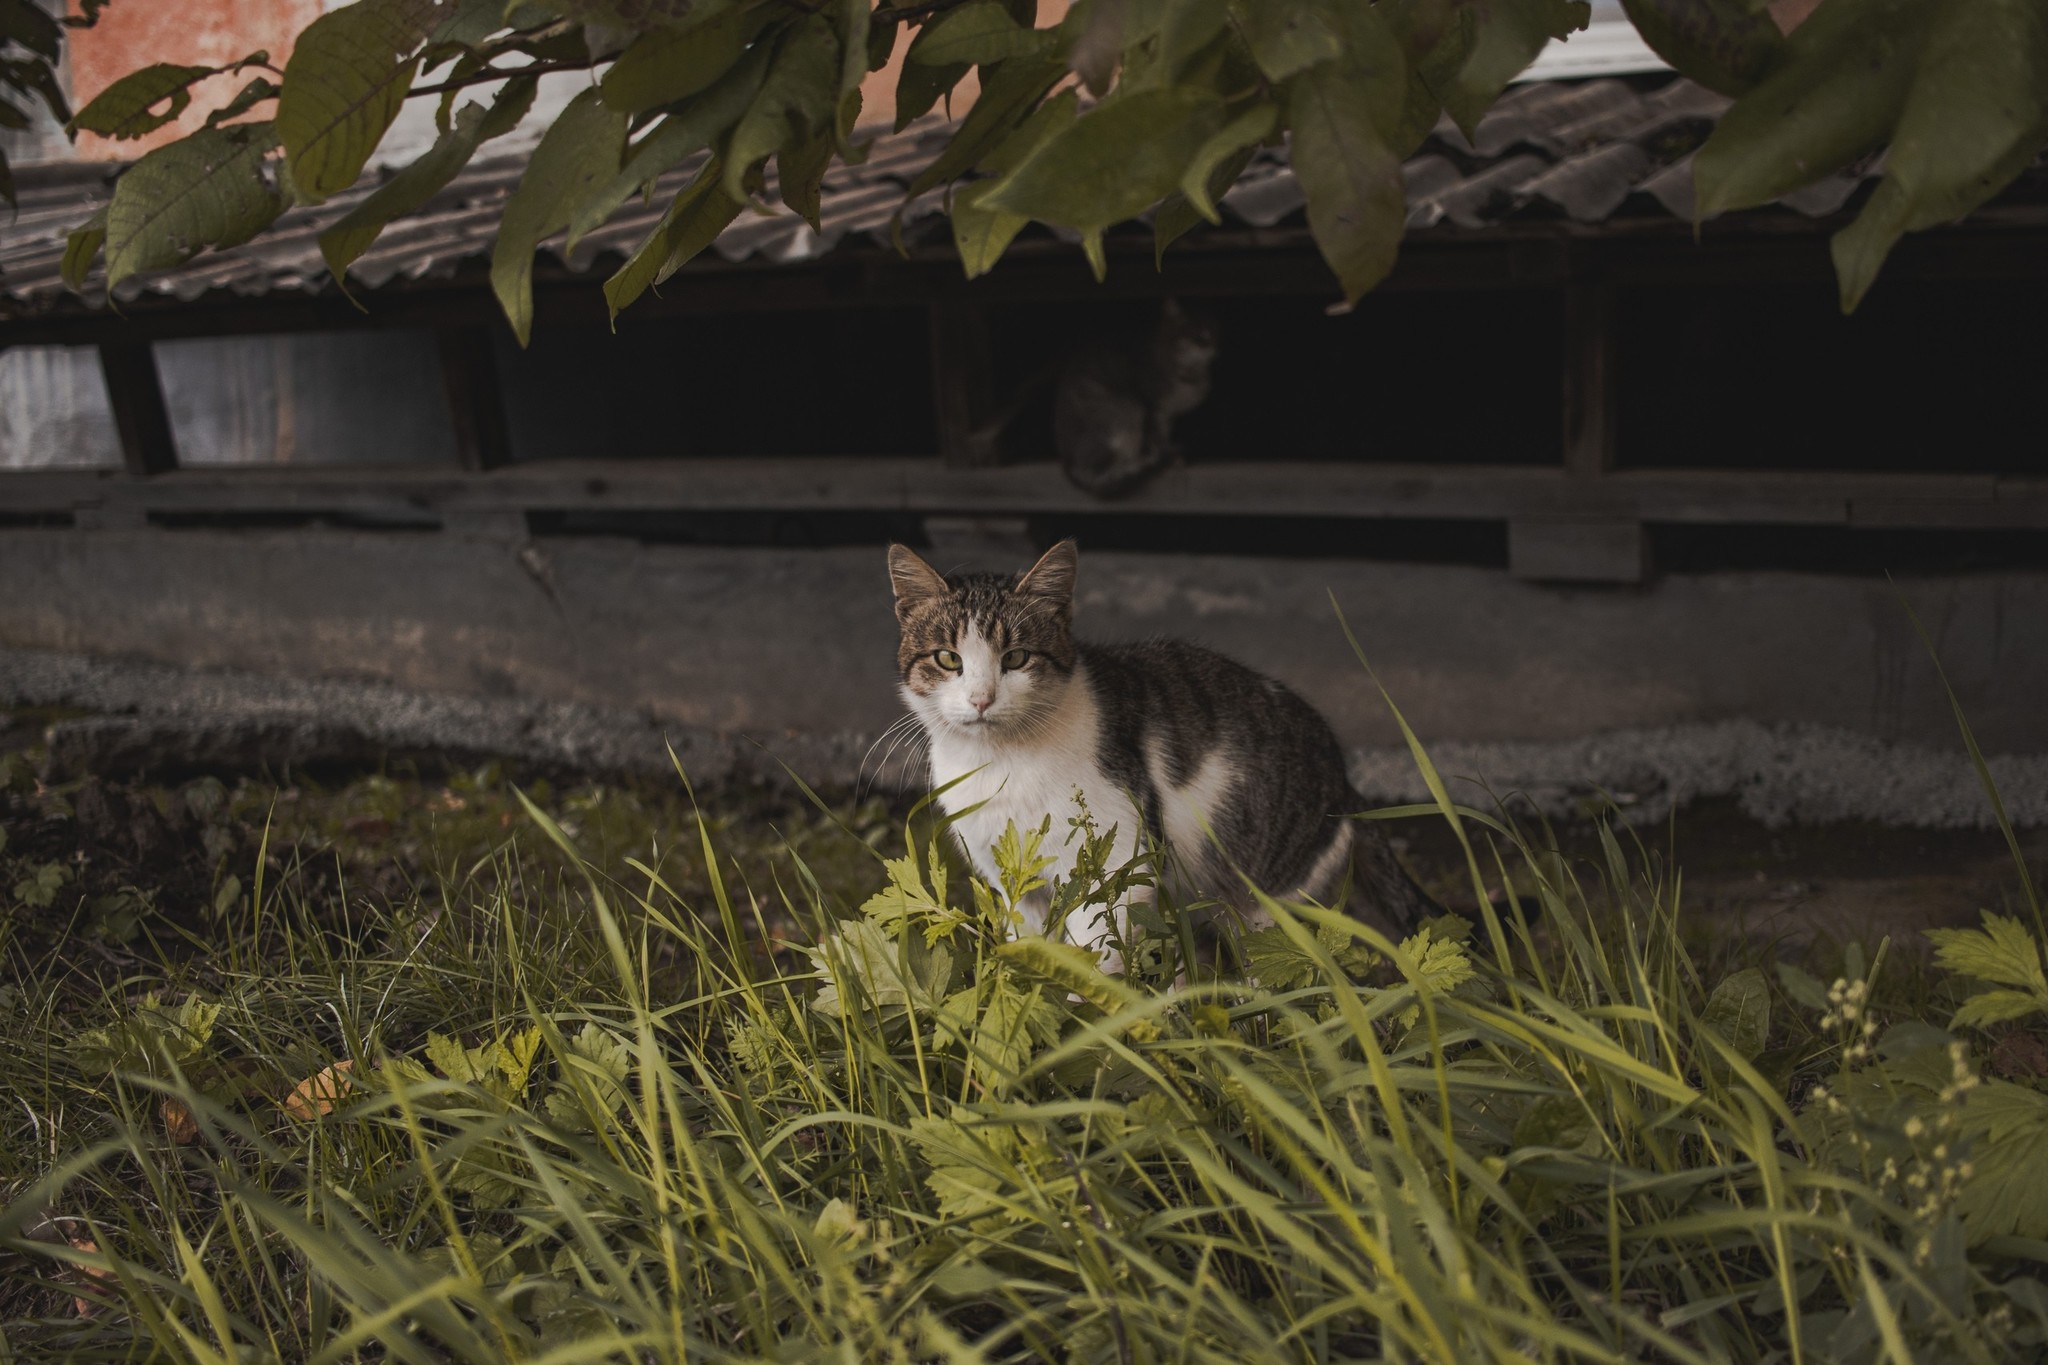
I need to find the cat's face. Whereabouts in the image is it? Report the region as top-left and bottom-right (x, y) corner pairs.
(888, 541), (1079, 738)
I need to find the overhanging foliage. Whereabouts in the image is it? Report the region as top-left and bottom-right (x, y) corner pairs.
(52, 0), (2048, 329)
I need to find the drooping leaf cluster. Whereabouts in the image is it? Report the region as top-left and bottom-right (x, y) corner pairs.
(54, 0), (2048, 327)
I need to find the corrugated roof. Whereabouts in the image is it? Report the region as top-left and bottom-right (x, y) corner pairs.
(0, 74), (2007, 315)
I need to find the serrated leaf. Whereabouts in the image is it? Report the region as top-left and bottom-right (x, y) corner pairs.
(997, 936), (1149, 1028)
(1288, 61), (1405, 305)
(322, 75), (535, 283)
(491, 85), (627, 344)
(544, 1023), (633, 1128)
(278, 0), (441, 203)
(722, 14), (839, 200)
(601, 159), (747, 318)
(808, 917), (956, 1017)
(984, 85), (1227, 233)
(62, 206), (106, 292)
(1928, 911), (2048, 994)
(909, 0), (1053, 67)
(1619, 0), (1787, 96)
(104, 122), (283, 293)
(1952, 989), (2048, 1031)
(1953, 1079), (2048, 1243)
(66, 63), (215, 140)
(599, 3), (761, 116)
(1702, 967), (1772, 1061)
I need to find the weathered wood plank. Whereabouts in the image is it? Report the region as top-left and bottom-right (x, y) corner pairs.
(1, 458), (2033, 529)
(436, 326), (514, 472)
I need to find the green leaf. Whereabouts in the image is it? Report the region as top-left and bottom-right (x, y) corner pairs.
(1180, 101), (1274, 223)
(1953, 1079), (2048, 1243)
(568, 42), (770, 252)
(1775, 961), (1831, 1011)
(1154, 142), (1255, 262)
(1692, 0), (1922, 222)
(0, 0), (63, 61)
(1828, 0), (2048, 311)
(997, 936), (1148, 1023)
(809, 918), (956, 1017)
(277, 0), (441, 202)
(62, 205), (106, 292)
(1952, 989), (2048, 1031)
(722, 14), (840, 201)
(1702, 967), (1772, 1061)
(104, 122), (283, 293)
(902, 55), (1066, 206)
(951, 179), (1028, 279)
(599, 4), (762, 116)
(1619, 0), (1788, 95)
(1399, 0), (1590, 139)
(1928, 911), (2048, 995)
(909, 0), (1053, 67)
(984, 85), (1227, 233)
(72, 993), (221, 1075)
(204, 75), (283, 129)
(321, 75), (536, 283)
(66, 63), (215, 140)
(1229, 0), (1343, 81)
(491, 85), (628, 345)
(544, 1023), (633, 1128)
(600, 163), (746, 319)
(1287, 61), (1405, 305)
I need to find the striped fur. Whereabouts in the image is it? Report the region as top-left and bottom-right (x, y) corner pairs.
(888, 540), (1436, 968)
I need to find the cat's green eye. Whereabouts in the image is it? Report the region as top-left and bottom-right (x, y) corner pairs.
(934, 649), (963, 671)
(1001, 648), (1032, 670)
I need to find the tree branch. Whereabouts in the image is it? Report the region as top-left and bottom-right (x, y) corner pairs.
(410, 59), (597, 100)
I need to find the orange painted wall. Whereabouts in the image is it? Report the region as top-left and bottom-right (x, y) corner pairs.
(67, 0), (324, 160)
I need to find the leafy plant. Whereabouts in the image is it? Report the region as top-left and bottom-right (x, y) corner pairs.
(58, 0), (2044, 328)
(1927, 911), (2048, 1031)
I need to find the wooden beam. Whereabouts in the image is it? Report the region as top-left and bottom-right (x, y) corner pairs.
(928, 302), (996, 466)
(5, 459), (2035, 531)
(436, 326), (513, 471)
(97, 341), (177, 476)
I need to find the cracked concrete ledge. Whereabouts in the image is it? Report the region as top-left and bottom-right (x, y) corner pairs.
(3, 646), (2041, 831)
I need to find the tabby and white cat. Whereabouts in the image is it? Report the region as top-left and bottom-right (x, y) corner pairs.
(888, 539), (1435, 970)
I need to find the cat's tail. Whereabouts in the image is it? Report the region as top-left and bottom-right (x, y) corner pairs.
(1344, 793), (1448, 938)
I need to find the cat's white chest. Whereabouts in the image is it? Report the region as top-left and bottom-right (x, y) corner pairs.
(921, 674), (1142, 908)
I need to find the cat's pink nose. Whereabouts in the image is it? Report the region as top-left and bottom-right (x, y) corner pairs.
(973, 696), (994, 714)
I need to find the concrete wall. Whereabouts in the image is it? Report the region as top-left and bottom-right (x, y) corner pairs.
(1, 527), (2040, 756)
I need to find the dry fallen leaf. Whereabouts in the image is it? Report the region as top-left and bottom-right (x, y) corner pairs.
(68, 1235), (111, 1317)
(281, 1059), (356, 1120)
(160, 1096), (200, 1145)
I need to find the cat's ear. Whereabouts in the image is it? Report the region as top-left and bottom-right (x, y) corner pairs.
(887, 544), (947, 617)
(1015, 539), (1078, 608)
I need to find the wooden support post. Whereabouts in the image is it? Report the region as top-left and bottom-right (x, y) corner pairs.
(97, 341), (178, 477)
(1509, 518), (1649, 584)
(1561, 275), (1617, 478)
(928, 301), (995, 467)
(437, 326), (513, 471)
(1520, 268), (1648, 583)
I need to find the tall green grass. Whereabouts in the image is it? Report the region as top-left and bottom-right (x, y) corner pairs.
(3, 739), (2047, 1363)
